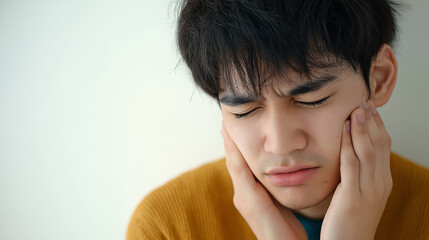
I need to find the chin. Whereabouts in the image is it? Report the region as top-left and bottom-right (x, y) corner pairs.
(277, 194), (324, 210)
(278, 198), (324, 210)
(267, 184), (336, 211)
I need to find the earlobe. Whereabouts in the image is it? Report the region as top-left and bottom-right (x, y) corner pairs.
(369, 44), (398, 107)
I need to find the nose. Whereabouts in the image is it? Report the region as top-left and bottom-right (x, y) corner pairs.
(263, 108), (307, 156)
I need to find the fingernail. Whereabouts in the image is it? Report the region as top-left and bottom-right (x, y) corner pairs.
(345, 120), (351, 134)
(361, 100), (368, 109)
(368, 100), (377, 114)
(357, 109), (365, 124)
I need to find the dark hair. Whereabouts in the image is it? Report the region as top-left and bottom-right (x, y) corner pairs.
(177, 0), (402, 99)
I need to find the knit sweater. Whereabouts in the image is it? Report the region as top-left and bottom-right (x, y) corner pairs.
(127, 152), (429, 239)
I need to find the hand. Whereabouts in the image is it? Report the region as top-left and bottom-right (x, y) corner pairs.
(221, 123), (307, 240)
(321, 100), (393, 240)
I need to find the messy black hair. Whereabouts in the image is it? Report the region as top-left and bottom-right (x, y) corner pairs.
(177, 0), (402, 99)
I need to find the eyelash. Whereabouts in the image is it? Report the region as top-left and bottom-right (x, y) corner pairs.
(233, 96), (330, 119)
(234, 108), (259, 119)
(294, 96), (330, 108)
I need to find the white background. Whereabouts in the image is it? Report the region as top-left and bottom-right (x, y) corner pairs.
(0, 0), (428, 239)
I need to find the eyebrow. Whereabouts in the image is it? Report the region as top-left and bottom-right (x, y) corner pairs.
(219, 75), (338, 107)
(288, 75), (338, 96)
(219, 94), (260, 107)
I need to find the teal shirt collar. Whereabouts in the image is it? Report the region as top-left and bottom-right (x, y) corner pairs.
(293, 212), (323, 240)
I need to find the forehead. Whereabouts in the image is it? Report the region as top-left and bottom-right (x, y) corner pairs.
(217, 50), (347, 95)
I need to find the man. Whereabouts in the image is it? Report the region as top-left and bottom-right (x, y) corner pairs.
(127, 0), (429, 239)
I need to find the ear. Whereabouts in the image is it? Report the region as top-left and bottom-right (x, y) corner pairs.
(369, 44), (398, 107)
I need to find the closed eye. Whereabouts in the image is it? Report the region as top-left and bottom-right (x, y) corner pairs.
(233, 107), (260, 119)
(294, 96), (330, 108)
(233, 96), (330, 119)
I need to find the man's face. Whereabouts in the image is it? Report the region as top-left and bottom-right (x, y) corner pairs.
(219, 65), (368, 211)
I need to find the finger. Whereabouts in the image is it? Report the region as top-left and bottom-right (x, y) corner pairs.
(221, 122), (256, 190)
(368, 100), (392, 181)
(361, 100), (384, 182)
(350, 105), (376, 191)
(363, 100), (387, 182)
(367, 100), (389, 140)
(339, 120), (360, 194)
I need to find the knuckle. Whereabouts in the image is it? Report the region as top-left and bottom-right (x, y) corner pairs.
(361, 149), (376, 162)
(343, 155), (359, 169)
(386, 176), (393, 193)
(366, 189), (384, 206)
(233, 195), (246, 212)
(386, 135), (392, 148)
(232, 195), (240, 207)
(225, 159), (233, 171)
(377, 120), (386, 130)
(366, 180), (392, 206)
(372, 134), (384, 148)
(358, 127), (368, 134)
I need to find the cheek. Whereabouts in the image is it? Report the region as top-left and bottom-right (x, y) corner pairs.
(224, 118), (262, 159)
(304, 108), (349, 162)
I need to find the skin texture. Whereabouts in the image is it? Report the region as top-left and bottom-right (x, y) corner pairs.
(220, 45), (397, 239)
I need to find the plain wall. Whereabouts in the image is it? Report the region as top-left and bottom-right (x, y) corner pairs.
(0, 0), (428, 239)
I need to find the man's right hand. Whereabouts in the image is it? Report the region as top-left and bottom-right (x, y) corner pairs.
(221, 122), (307, 240)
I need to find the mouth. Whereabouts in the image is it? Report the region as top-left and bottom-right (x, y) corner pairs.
(266, 166), (320, 186)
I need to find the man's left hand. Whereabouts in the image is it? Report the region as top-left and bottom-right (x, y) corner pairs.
(321, 100), (393, 240)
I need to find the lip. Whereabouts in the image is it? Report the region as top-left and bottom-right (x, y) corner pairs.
(266, 165), (317, 175)
(266, 166), (319, 186)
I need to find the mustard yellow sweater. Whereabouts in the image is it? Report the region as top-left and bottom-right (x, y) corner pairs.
(127, 152), (429, 239)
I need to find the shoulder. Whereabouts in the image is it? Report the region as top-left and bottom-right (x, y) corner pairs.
(143, 158), (232, 209)
(390, 151), (429, 187)
(126, 158), (238, 239)
(376, 152), (429, 239)
(146, 158), (232, 204)
(389, 152), (429, 215)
